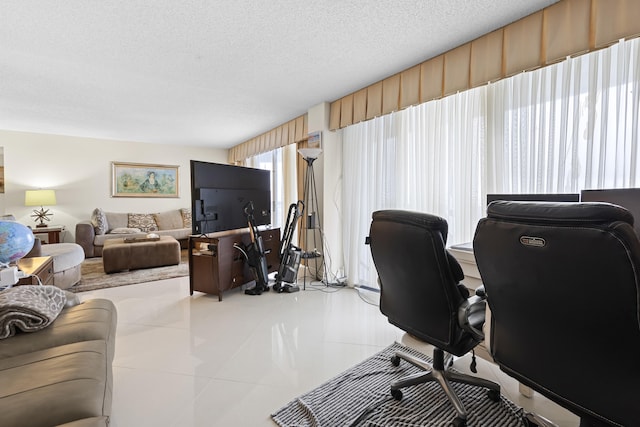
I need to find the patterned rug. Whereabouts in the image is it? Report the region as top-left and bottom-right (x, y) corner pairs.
(272, 342), (526, 427)
(69, 250), (189, 293)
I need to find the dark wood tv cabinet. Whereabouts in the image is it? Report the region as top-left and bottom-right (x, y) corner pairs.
(188, 228), (281, 301)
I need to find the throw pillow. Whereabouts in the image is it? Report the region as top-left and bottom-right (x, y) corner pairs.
(91, 208), (108, 235)
(153, 210), (183, 230)
(181, 208), (192, 228)
(127, 213), (158, 232)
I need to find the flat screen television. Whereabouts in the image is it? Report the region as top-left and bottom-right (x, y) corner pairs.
(486, 193), (580, 205)
(580, 188), (640, 236)
(190, 160), (271, 234)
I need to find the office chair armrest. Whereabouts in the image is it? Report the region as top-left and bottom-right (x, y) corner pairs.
(458, 295), (486, 342)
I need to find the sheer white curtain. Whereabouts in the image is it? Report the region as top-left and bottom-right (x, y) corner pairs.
(343, 88), (486, 288)
(343, 37), (640, 288)
(488, 37), (640, 193)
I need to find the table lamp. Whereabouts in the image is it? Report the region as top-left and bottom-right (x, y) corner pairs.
(25, 189), (57, 228)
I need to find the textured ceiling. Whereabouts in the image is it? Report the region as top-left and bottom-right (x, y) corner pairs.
(0, 0), (559, 149)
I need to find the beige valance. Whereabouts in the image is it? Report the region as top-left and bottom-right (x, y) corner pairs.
(228, 114), (308, 164)
(329, 0), (640, 130)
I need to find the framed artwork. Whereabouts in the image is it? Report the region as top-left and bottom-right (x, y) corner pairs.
(307, 131), (322, 149)
(111, 162), (179, 198)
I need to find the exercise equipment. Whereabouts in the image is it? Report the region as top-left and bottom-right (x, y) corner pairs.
(273, 201), (304, 293)
(241, 201), (270, 296)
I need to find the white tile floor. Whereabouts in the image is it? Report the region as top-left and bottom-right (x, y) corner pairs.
(78, 277), (580, 427)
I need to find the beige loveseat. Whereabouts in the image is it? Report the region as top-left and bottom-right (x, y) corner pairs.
(76, 208), (192, 258)
(0, 293), (117, 427)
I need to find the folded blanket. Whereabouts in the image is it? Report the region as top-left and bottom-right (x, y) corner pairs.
(0, 285), (67, 339)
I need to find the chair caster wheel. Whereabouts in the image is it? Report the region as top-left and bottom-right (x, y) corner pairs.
(390, 388), (403, 400)
(451, 417), (466, 427)
(391, 355), (401, 366)
(487, 389), (501, 402)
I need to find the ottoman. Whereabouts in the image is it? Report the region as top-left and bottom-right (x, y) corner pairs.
(102, 236), (181, 274)
(40, 243), (85, 289)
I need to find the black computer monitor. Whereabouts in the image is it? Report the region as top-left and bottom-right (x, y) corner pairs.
(580, 188), (640, 236)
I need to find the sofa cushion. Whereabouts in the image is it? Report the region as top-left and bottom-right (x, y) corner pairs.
(104, 212), (128, 230)
(109, 227), (141, 234)
(153, 210), (183, 230)
(93, 232), (146, 247)
(0, 340), (113, 427)
(156, 228), (192, 241)
(181, 208), (192, 228)
(0, 299), (117, 359)
(127, 213), (158, 232)
(91, 208), (108, 235)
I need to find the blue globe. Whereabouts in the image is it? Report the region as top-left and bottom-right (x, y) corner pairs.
(0, 221), (35, 265)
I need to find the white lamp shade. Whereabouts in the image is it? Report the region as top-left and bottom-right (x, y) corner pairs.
(298, 148), (323, 160)
(25, 189), (57, 207)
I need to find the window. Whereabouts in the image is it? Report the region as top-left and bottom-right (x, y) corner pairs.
(246, 144), (299, 230)
(343, 37), (640, 288)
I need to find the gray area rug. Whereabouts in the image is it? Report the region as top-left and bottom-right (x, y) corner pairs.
(70, 250), (188, 293)
(272, 342), (525, 427)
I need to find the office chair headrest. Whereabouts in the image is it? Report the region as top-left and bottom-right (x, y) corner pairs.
(486, 200), (634, 227)
(371, 209), (464, 285)
(372, 210), (449, 242)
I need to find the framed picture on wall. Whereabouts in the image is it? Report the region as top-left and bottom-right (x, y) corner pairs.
(307, 131), (322, 149)
(111, 162), (179, 198)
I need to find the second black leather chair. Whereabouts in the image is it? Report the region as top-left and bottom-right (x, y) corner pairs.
(473, 201), (640, 427)
(368, 210), (500, 427)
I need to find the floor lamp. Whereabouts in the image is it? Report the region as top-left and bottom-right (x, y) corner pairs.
(298, 148), (328, 289)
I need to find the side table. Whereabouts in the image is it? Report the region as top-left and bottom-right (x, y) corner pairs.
(31, 225), (65, 244)
(16, 256), (54, 286)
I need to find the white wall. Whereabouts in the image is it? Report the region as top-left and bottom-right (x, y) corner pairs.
(0, 130), (227, 242)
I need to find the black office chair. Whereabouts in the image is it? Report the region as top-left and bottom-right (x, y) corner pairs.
(473, 201), (640, 427)
(368, 210), (500, 427)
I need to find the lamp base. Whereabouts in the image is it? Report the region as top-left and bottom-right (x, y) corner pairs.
(30, 207), (52, 228)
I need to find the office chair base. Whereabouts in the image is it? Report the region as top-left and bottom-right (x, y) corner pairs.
(390, 348), (500, 426)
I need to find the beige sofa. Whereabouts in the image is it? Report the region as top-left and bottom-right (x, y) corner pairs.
(0, 297), (117, 427)
(76, 208), (192, 257)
